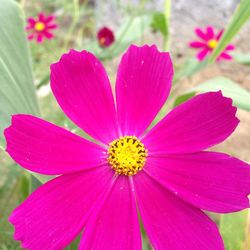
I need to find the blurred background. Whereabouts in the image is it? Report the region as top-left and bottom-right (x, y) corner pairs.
(0, 0), (249, 249)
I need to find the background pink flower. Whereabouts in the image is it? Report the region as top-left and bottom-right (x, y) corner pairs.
(189, 26), (235, 61)
(26, 12), (57, 43)
(97, 26), (115, 48)
(5, 45), (250, 249)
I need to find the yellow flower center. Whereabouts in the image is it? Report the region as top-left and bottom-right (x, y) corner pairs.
(34, 22), (45, 31)
(207, 39), (217, 49)
(108, 136), (148, 176)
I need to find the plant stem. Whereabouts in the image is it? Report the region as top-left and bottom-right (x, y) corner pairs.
(60, 0), (81, 54)
(163, 0), (171, 51)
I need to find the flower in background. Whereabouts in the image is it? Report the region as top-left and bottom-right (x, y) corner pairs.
(189, 26), (235, 61)
(5, 45), (250, 249)
(97, 26), (115, 48)
(26, 12), (57, 43)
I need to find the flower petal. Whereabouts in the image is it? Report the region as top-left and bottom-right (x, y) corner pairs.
(47, 24), (58, 29)
(5, 114), (106, 175)
(133, 171), (225, 250)
(43, 30), (54, 39)
(216, 29), (224, 40)
(144, 152), (250, 213)
(38, 12), (46, 22)
(195, 28), (209, 41)
(36, 34), (44, 43)
(44, 15), (55, 23)
(79, 176), (141, 250)
(51, 49), (119, 145)
(27, 17), (36, 26)
(219, 52), (233, 60)
(206, 26), (215, 39)
(27, 34), (34, 40)
(142, 91), (239, 154)
(189, 41), (206, 48)
(225, 44), (235, 51)
(197, 48), (210, 61)
(10, 167), (114, 250)
(115, 45), (173, 137)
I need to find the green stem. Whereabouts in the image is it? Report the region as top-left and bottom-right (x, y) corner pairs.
(36, 73), (50, 89)
(163, 0), (171, 51)
(29, 174), (41, 193)
(60, 0), (80, 54)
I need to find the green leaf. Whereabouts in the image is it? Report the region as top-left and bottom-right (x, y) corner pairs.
(115, 14), (152, 48)
(173, 58), (207, 83)
(151, 12), (167, 36)
(220, 210), (248, 250)
(20, 174), (30, 200)
(175, 77), (250, 111)
(232, 51), (250, 65)
(0, 0), (50, 184)
(209, 0), (250, 63)
(193, 77), (250, 111)
(0, 0), (39, 148)
(173, 92), (195, 107)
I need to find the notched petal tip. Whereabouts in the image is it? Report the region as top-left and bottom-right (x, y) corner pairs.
(4, 114), (21, 152)
(50, 49), (95, 71)
(201, 91), (239, 126)
(127, 44), (171, 57)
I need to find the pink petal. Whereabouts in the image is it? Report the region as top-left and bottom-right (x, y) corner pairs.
(142, 91), (239, 154)
(36, 34), (44, 43)
(38, 12), (46, 22)
(144, 152), (250, 213)
(206, 26), (215, 39)
(25, 25), (34, 31)
(4, 114), (106, 175)
(51, 50), (119, 145)
(116, 45), (173, 137)
(27, 17), (36, 26)
(10, 167), (114, 250)
(218, 52), (233, 61)
(189, 41), (206, 48)
(216, 29), (224, 40)
(133, 171), (225, 250)
(44, 15), (55, 23)
(27, 34), (34, 41)
(195, 27), (209, 41)
(197, 48), (210, 61)
(43, 30), (54, 39)
(225, 44), (235, 51)
(47, 24), (58, 29)
(79, 176), (141, 250)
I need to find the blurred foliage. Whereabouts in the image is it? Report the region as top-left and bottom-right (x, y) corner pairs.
(174, 77), (250, 111)
(220, 210), (249, 250)
(209, 0), (250, 63)
(233, 52), (250, 65)
(0, 0), (39, 148)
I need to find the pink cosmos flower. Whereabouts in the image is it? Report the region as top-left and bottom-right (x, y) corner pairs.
(5, 45), (250, 250)
(97, 26), (115, 48)
(189, 26), (235, 61)
(26, 12), (57, 43)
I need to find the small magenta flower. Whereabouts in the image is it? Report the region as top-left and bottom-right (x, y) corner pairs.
(189, 26), (235, 61)
(26, 12), (57, 43)
(5, 45), (250, 249)
(97, 26), (115, 48)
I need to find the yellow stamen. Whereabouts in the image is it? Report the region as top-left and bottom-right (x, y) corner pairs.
(34, 22), (45, 32)
(108, 136), (148, 176)
(207, 39), (217, 49)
